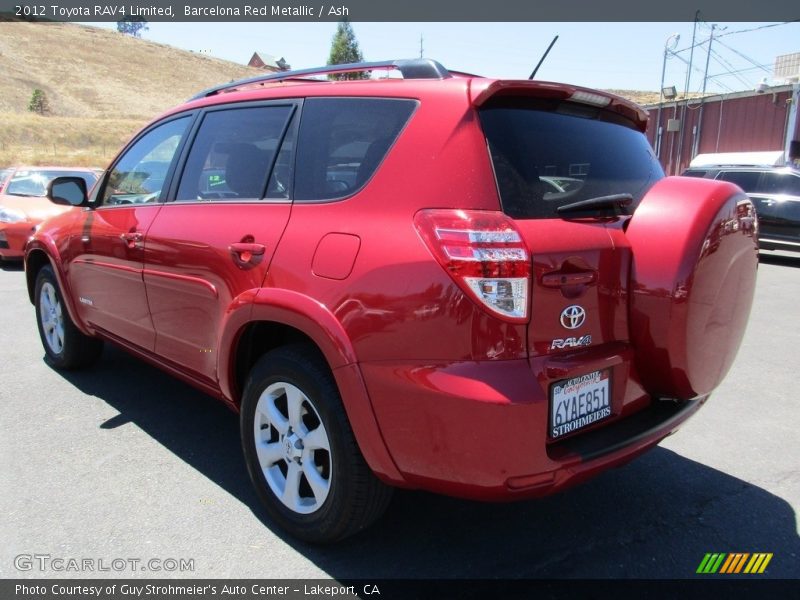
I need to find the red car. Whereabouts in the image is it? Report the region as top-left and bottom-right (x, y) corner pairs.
(0, 166), (100, 262)
(25, 59), (758, 543)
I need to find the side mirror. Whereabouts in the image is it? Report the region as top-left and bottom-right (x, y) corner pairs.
(47, 177), (88, 207)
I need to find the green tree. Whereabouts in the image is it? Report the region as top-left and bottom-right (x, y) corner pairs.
(327, 21), (368, 80)
(117, 16), (149, 38)
(28, 89), (50, 115)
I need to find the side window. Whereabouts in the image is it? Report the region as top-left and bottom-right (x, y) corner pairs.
(761, 173), (800, 196)
(101, 117), (191, 206)
(681, 170), (708, 178)
(294, 98), (416, 201)
(175, 105), (294, 202)
(716, 170), (761, 193)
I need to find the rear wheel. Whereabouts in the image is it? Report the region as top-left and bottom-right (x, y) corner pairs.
(240, 345), (392, 543)
(34, 265), (103, 369)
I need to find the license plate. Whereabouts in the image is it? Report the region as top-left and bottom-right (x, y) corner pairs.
(549, 369), (612, 439)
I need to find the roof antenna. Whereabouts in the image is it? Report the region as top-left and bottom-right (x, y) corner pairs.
(529, 35), (559, 80)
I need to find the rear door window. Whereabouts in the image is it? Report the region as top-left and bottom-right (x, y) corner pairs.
(682, 169), (709, 178)
(294, 98), (416, 201)
(760, 172), (800, 196)
(716, 170), (762, 193)
(479, 98), (663, 219)
(175, 104), (295, 202)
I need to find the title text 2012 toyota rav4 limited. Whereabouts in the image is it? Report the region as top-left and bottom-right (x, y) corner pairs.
(25, 59), (758, 543)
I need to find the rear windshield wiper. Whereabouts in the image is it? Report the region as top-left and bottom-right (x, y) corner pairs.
(556, 193), (633, 217)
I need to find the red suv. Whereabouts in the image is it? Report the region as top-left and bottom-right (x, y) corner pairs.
(26, 59), (758, 543)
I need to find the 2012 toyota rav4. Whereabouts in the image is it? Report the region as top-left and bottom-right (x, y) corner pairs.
(25, 59), (758, 543)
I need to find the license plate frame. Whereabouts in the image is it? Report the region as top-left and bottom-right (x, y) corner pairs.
(549, 369), (612, 439)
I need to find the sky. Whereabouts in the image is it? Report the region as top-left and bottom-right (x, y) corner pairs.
(82, 21), (800, 93)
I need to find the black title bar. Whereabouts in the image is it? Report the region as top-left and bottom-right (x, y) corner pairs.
(1, 0), (799, 22)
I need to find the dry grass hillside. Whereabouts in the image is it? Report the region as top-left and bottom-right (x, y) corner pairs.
(0, 21), (259, 166)
(0, 21), (665, 167)
(0, 21), (258, 118)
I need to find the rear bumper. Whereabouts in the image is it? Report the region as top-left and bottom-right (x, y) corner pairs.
(361, 356), (706, 500)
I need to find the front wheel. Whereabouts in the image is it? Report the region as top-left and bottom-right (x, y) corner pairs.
(240, 345), (392, 543)
(34, 265), (103, 369)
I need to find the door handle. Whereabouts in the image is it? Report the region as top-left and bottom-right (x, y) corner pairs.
(229, 242), (266, 263)
(119, 232), (143, 249)
(541, 270), (597, 287)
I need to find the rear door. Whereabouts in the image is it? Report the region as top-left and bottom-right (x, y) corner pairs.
(715, 170), (782, 240)
(478, 97), (663, 359)
(143, 101), (298, 380)
(756, 171), (800, 249)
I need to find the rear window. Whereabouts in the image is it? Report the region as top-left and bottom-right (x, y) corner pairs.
(479, 98), (663, 219)
(294, 98), (416, 201)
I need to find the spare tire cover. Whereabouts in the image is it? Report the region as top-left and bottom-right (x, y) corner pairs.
(626, 176), (758, 400)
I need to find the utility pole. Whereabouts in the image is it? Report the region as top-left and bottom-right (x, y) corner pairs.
(675, 11), (700, 174)
(419, 34), (424, 59)
(656, 33), (680, 158)
(693, 24), (716, 159)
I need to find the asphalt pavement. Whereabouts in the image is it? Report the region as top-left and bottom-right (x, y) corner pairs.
(1, 254), (798, 580)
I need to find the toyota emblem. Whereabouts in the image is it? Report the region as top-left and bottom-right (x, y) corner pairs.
(560, 305), (586, 329)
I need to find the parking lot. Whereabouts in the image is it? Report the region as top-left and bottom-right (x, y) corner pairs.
(1, 254), (798, 580)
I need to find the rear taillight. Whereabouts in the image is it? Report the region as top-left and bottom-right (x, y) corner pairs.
(414, 209), (530, 322)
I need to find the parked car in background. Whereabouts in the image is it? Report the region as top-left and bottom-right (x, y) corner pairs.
(0, 167), (100, 262)
(26, 59), (758, 543)
(683, 152), (800, 254)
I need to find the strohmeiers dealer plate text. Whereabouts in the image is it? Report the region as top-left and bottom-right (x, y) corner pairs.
(550, 369), (611, 438)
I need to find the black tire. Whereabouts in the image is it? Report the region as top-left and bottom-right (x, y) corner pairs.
(241, 344), (392, 543)
(34, 265), (103, 369)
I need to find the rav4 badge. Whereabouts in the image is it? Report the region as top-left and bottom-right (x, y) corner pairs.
(550, 335), (592, 350)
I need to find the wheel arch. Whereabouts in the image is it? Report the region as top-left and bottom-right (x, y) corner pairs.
(219, 288), (405, 485)
(25, 243), (90, 337)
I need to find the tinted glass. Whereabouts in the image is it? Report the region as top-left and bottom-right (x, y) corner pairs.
(5, 169), (98, 197)
(480, 99), (663, 219)
(294, 98), (416, 201)
(682, 169), (709, 178)
(175, 105), (294, 202)
(717, 170), (761, 193)
(102, 116), (190, 206)
(760, 172), (800, 196)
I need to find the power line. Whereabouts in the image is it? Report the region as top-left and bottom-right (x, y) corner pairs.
(713, 38), (772, 76)
(716, 20), (799, 39)
(707, 48), (753, 89)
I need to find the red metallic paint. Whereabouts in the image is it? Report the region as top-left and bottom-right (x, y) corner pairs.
(312, 233), (361, 280)
(361, 349), (690, 500)
(25, 211), (91, 337)
(143, 202), (292, 379)
(627, 177), (758, 399)
(469, 79), (650, 132)
(67, 205), (162, 350)
(241, 288), (405, 483)
(25, 74), (758, 503)
(0, 221), (37, 259)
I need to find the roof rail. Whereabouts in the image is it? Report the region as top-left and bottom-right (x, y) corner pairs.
(190, 59), (453, 100)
